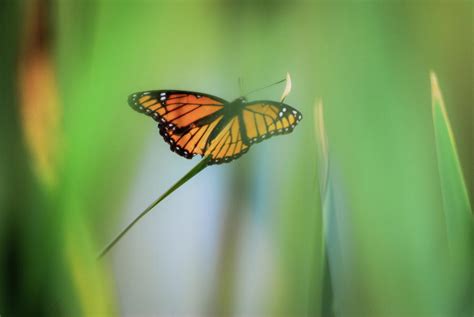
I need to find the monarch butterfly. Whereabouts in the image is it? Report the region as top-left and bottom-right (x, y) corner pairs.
(128, 90), (303, 165)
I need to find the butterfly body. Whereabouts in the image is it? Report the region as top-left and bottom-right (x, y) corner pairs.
(204, 97), (249, 146)
(129, 90), (302, 165)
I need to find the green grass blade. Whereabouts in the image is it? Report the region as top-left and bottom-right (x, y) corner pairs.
(430, 72), (473, 312)
(314, 100), (335, 317)
(98, 156), (211, 259)
(314, 100), (329, 200)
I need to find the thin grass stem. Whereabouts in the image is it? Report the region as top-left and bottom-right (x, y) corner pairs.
(97, 156), (211, 259)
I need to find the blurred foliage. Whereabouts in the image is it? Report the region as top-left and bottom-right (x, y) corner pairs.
(0, 0), (472, 316)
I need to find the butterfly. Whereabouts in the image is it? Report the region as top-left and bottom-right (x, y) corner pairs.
(128, 90), (303, 165)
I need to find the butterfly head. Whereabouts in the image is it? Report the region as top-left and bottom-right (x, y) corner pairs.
(233, 96), (247, 105)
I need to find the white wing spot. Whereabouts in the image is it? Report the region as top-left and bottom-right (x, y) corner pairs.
(282, 108), (287, 112)
(279, 112), (283, 117)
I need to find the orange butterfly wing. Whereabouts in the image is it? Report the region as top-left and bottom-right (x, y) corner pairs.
(203, 116), (250, 164)
(242, 101), (303, 143)
(129, 90), (227, 158)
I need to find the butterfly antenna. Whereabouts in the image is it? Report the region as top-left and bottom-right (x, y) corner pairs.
(238, 77), (244, 96)
(243, 78), (286, 98)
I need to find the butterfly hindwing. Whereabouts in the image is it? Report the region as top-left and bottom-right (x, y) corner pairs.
(204, 116), (249, 165)
(162, 113), (224, 159)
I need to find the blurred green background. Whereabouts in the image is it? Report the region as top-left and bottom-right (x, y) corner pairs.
(0, 1), (472, 316)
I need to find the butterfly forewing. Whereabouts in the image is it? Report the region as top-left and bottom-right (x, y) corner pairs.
(129, 90), (227, 159)
(242, 101), (303, 144)
(129, 90), (226, 127)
